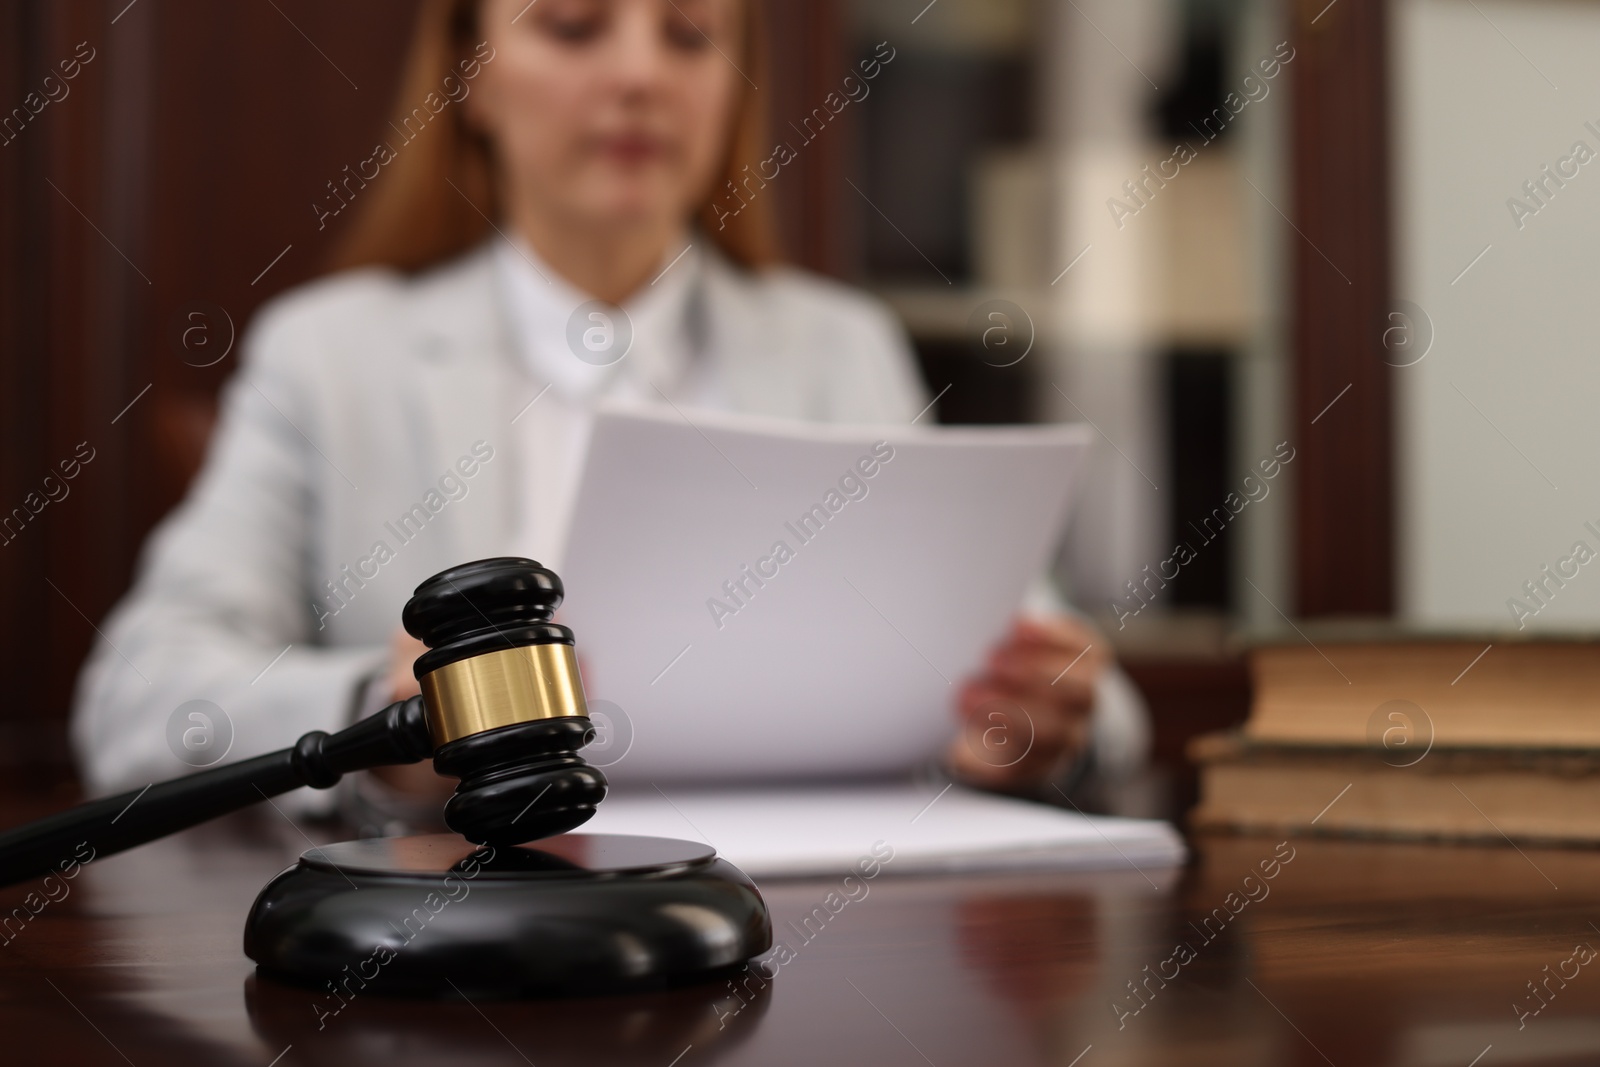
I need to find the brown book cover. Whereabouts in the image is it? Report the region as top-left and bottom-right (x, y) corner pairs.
(1246, 640), (1600, 749)
(1190, 731), (1600, 845)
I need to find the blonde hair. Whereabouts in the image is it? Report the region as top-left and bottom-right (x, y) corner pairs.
(329, 0), (780, 274)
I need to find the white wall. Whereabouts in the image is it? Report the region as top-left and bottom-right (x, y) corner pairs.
(1395, 0), (1600, 630)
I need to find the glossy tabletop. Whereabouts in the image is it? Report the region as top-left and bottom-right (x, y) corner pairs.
(1, 799), (1597, 1066)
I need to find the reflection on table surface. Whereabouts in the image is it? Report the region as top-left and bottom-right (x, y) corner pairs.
(2, 801), (1598, 1066)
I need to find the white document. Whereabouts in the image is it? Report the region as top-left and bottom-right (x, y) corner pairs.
(586, 784), (1186, 878)
(560, 404), (1093, 785)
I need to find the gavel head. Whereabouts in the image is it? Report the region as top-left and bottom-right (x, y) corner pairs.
(401, 557), (606, 845)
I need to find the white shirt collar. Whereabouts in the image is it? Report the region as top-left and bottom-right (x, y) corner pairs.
(492, 232), (702, 405)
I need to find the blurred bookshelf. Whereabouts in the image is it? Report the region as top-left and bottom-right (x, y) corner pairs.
(849, 0), (1266, 576)
(839, 0), (1272, 815)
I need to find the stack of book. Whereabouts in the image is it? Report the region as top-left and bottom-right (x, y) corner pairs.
(1190, 637), (1600, 843)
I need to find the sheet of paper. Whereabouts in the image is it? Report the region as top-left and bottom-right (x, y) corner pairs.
(560, 403), (1093, 785)
(586, 783), (1186, 878)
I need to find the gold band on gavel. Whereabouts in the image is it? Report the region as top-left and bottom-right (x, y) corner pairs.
(420, 643), (588, 747)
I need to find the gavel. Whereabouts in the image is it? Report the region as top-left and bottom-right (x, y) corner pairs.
(0, 558), (606, 888)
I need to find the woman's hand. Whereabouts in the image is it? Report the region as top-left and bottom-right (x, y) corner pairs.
(947, 615), (1108, 791)
(371, 628), (453, 800)
(386, 627), (427, 702)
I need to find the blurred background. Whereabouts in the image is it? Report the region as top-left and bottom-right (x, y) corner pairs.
(4, 0), (1597, 814)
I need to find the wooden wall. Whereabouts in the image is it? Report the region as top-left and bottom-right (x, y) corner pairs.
(1290, 0), (1395, 616)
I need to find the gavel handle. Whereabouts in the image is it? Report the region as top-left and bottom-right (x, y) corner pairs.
(0, 697), (433, 890)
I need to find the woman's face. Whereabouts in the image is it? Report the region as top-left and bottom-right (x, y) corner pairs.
(470, 0), (743, 236)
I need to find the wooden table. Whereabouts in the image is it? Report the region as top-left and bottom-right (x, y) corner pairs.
(2, 799), (1597, 1066)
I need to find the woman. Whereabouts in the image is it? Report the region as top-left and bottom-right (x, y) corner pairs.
(72, 0), (1146, 815)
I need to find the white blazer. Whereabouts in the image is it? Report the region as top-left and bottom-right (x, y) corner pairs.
(73, 241), (1148, 799)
